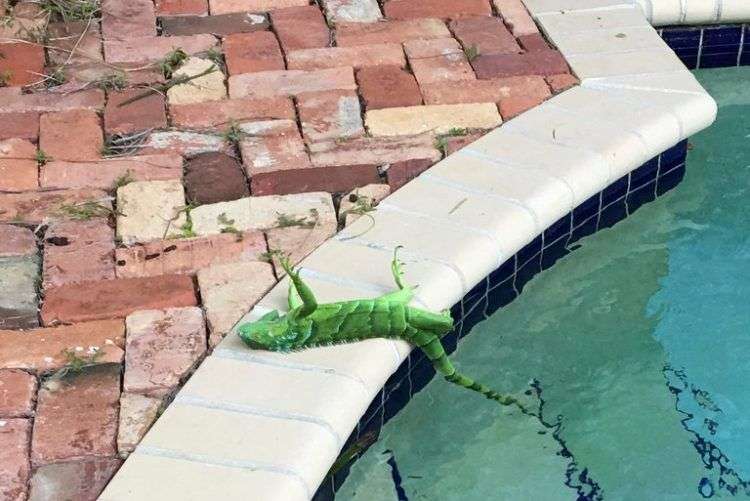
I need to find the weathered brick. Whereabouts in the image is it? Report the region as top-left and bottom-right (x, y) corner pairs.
(41, 154), (182, 190)
(495, 75), (551, 119)
(0, 369), (36, 418)
(265, 226), (334, 271)
(287, 43), (405, 71)
(190, 192), (336, 236)
(114, 231), (266, 278)
(0, 320), (125, 372)
(184, 152), (249, 204)
(443, 131), (484, 155)
(104, 34), (217, 64)
(238, 120), (311, 177)
(210, 0), (309, 14)
(0, 225), (36, 258)
(405, 38), (475, 85)
(546, 73), (579, 93)
(28, 458), (121, 501)
(270, 5), (330, 52)
(0, 418), (30, 501)
(309, 135), (440, 167)
(366, 103), (501, 136)
(155, 0), (208, 15)
(0, 138), (37, 192)
(473, 49), (569, 79)
(517, 33), (549, 52)
(31, 364), (120, 465)
(101, 0), (156, 40)
(339, 183), (391, 225)
(117, 393), (161, 456)
(116, 180), (187, 245)
(450, 16), (520, 56)
(0, 42), (45, 86)
(384, 0), (491, 20)
(223, 31), (284, 75)
(105, 90), (167, 136)
(386, 157), (434, 190)
(140, 131), (232, 157)
(0, 112), (39, 141)
(124, 307), (206, 397)
(47, 21), (103, 66)
(63, 63), (163, 88)
(252, 163), (380, 196)
(40, 274), (197, 324)
(336, 18), (449, 46)
(40, 110), (102, 162)
(0, 88), (104, 113)
(0, 254), (39, 330)
(421, 80), (509, 105)
(0, 189), (110, 225)
(170, 97), (295, 129)
(160, 12), (268, 36)
(321, 0), (382, 23)
(229, 67), (357, 99)
(356, 65), (422, 110)
(0, 2), (46, 42)
(492, 0), (539, 36)
(167, 57), (227, 105)
(42, 219), (115, 289)
(197, 261), (275, 345)
(298, 90), (364, 143)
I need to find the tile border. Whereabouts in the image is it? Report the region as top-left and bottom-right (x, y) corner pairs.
(101, 1), (747, 500)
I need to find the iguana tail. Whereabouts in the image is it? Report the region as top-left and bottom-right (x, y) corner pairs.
(410, 330), (533, 416)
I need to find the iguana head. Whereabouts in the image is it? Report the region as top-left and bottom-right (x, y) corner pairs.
(237, 310), (311, 351)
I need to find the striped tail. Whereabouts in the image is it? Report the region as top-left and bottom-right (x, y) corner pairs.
(411, 330), (533, 416)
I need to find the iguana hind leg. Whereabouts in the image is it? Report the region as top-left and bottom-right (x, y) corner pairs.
(279, 256), (317, 317)
(407, 328), (532, 415)
(391, 246), (407, 290)
(287, 279), (302, 310)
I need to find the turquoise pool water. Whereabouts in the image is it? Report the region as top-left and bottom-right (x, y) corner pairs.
(337, 66), (750, 500)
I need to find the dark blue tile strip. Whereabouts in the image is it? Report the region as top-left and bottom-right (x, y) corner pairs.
(315, 139), (690, 499)
(661, 23), (750, 68)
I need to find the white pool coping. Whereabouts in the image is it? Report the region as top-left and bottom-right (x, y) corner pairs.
(100, 1), (748, 500)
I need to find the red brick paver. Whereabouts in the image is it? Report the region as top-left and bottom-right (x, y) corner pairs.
(0, 370), (37, 418)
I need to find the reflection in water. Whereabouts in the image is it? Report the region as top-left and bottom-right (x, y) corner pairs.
(338, 67), (750, 500)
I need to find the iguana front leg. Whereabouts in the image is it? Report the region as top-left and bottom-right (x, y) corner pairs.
(279, 256), (317, 317)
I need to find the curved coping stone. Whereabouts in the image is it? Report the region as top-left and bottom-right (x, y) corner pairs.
(101, 1), (740, 500)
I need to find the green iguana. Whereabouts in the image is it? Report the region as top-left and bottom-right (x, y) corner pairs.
(238, 247), (529, 413)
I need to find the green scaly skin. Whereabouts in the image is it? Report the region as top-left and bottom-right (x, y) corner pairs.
(237, 247), (530, 413)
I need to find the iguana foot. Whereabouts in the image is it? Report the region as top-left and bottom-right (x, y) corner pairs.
(391, 245), (407, 290)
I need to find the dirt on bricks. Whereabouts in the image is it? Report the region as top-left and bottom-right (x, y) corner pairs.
(0, 0), (576, 497)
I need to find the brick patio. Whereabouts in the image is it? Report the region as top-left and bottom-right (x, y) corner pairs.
(0, 0), (576, 498)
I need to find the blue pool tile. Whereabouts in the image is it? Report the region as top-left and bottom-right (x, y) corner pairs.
(661, 140), (688, 170)
(485, 276), (517, 317)
(676, 53), (699, 69)
(488, 256), (515, 289)
(544, 213), (572, 245)
(701, 51), (741, 68)
(461, 298), (488, 332)
(630, 157), (659, 190)
(517, 235), (542, 265)
(462, 278), (488, 313)
(514, 249), (542, 293)
(657, 163), (686, 196)
(661, 27), (702, 49)
(541, 235), (571, 270)
(626, 180), (657, 214)
(383, 378), (411, 423)
(409, 359), (437, 395)
(598, 195), (627, 229)
(701, 26), (743, 53)
(602, 174), (628, 206)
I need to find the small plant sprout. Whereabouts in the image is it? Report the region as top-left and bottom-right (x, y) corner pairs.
(46, 68), (67, 88)
(166, 204), (198, 239)
(217, 212), (242, 240)
(222, 121), (243, 145)
(159, 48), (188, 78)
(35, 150), (52, 165)
(57, 200), (117, 220)
(464, 44), (480, 62)
(112, 170), (135, 189)
(275, 209), (319, 229)
(95, 73), (127, 91)
(49, 347), (104, 380)
(434, 136), (449, 157)
(40, 0), (101, 22)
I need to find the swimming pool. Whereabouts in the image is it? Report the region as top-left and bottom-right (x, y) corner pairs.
(336, 66), (750, 500)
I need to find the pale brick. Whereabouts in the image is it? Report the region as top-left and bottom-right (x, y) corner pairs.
(116, 180), (187, 245)
(228, 67), (357, 99)
(492, 0), (539, 36)
(223, 31), (284, 75)
(197, 261), (276, 345)
(209, 0), (307, 15)
(405, 38), (475, 85)
(366, 103), (501, 136)
(336, 18), (450, 46)
(0, 320), (125, 372)
(265, 225), (335, 269)
(117, 393), (161, 456)
(0, 369), (36, 418)
(114, 231), (266, 278)
(140, 131), (232, 157)
(238, 120), (311, 176)
(0, 189), (110, 225)
(124, 307), (206, 397)
(31, 365), (120, 465)
(339, 183), (391, 226)
(287, 44), (405, 71)
(320, 0), (382, 23)
(0, 138), (37, 192)
(41, 154), (183, 190)
(101, 0), (156, 40)
(42, 219), (115, 288)
(39, 110), (102, 162)
(0, 255), (39, 330)
(104, 34), (218, 64)
(309, 135), (441, 167)
(170, 97), (295, 129)
(167, 57), (227, 105)
(297, 90), (364, 143)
